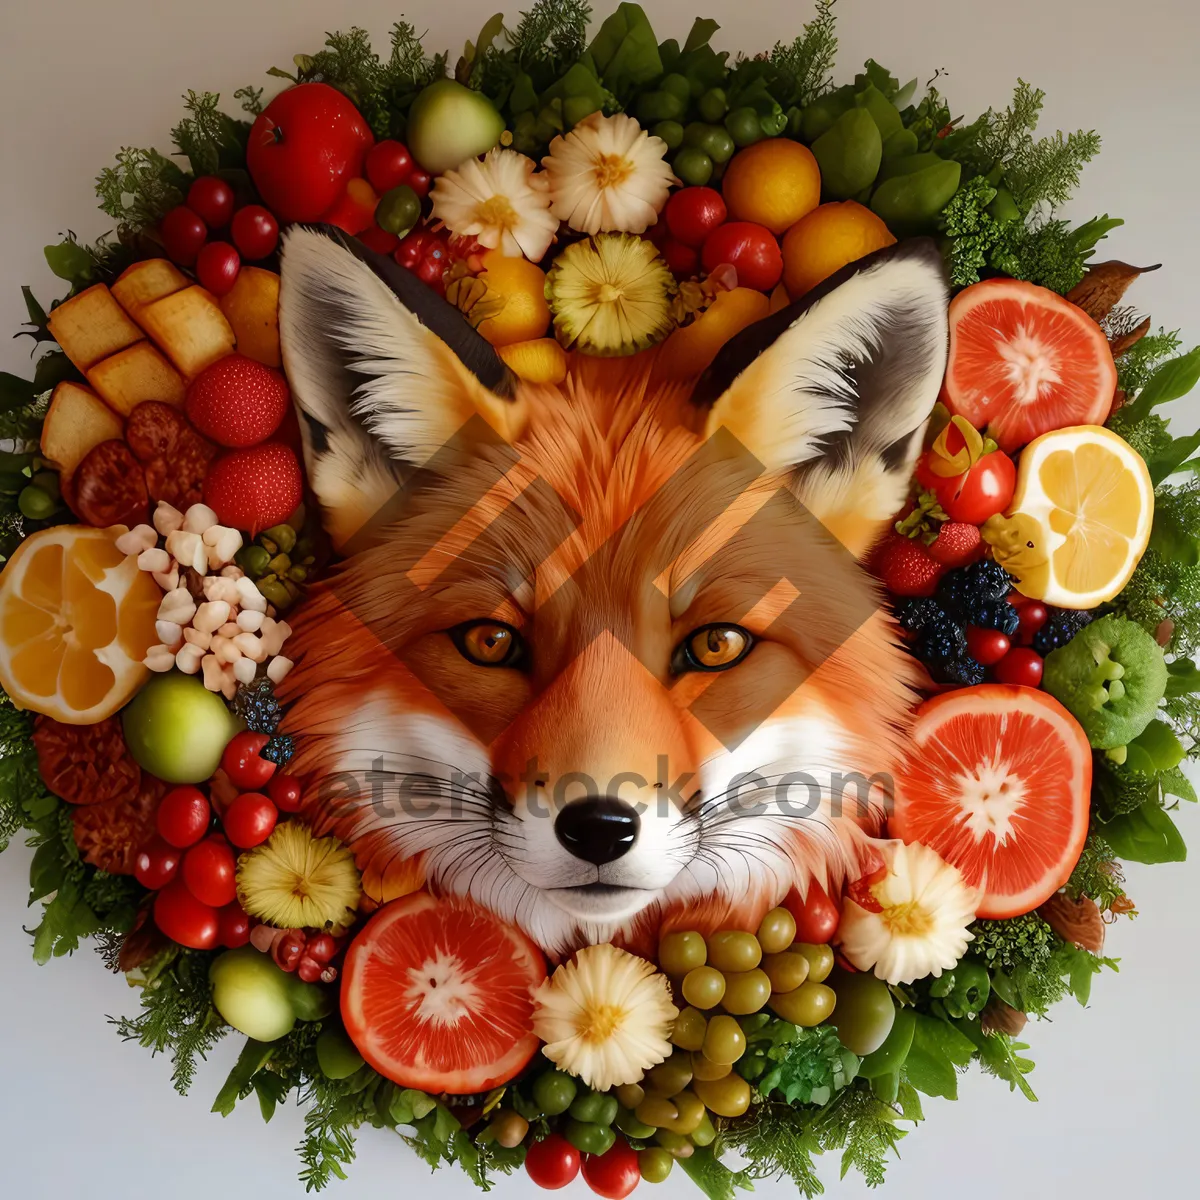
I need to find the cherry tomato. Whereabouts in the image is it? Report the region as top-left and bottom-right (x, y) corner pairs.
(196, 241), (241, 297)
(156, 785), (211, 848)
(993, 647), (1044, 687)
(223, 792), (279, 848)
(221, 730), (277, 790)
(134, 837), (180, 890)
(154, 879), (219, 950)
(701, 221), (783, 292)
(306, 932), (338, 963)
(582, 1138), (640, 1199)
(231, 204), (280, 260)
(1017, 601), (1049, 645)
(160, 205), (207, 266)
(783, 879), (840, 944)
(182, 835), (237, 908)
(357, 225), (399, 256)
(267, 772), (304, 813)
(407, 167), (432, 199)
(394, 227), (449, 294)
(659, 239), (700, 277)
(965, 626), (1011, 666)
(930, 450), (1016, 525)
(665, 186), (728, 248)
(217, 902), (251, 948)
(187, 176), (235, 228)
(365, 140), (414, 192)
(525, 1133), (581, 1190)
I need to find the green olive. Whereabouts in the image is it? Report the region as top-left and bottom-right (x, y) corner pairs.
(635, 1094), (680, 1129)
(724, 105), (763, 148)
(691, 1051), (731, 1081)
(652, 120), (685, 152)
(668, 1090), (705, 1135)
(720, 968), (772, 1015)
(701, 1014), (746, 1065)
(672, 147), (713, 187)
(531, 1068), (577, 1115)
(671, 1007), (708, 1052)
(615, 1106), (657, 1139)
(613, 1082), (645, 1110)
(705, 931), (761, 973)
(689, 1111), (717, 1147)
(645, 1051), (693, 1097)
(693, 1073), (751, 1118)
(681, 965), (726, 1010)
(654, 1129), (694, 1158)
(827, 967), (897, 1056)
(794, 942), (834, 984)
(683, 121), (736, 164)
(17, 485), (55, 521)
(769, 981), (837, 1027)
(756, 907), (797, 954)
(762, 950), (810, 993)
(375, 184), (421, 236)
(659, 930), (706, 975)
(564, 1119), (615, 1156)
(639, 1147), (675, 1183)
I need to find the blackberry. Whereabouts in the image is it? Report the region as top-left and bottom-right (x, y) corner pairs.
(966, 598), (1021, 637)
(915, 617), (967, 663)
(262, 734), (294, 767)
(231, 679), (283, 735)
(894, 597), (945, 633)
(936, 559), (1013, 618)
(929, 654), (986, 686)
(1033, 607), (1095, 655)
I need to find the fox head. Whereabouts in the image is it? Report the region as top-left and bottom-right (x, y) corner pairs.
(275, 226), (948, 955)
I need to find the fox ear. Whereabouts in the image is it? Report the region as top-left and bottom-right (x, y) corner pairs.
(278, 225), (524, 551)
(696, 239), (949, 558)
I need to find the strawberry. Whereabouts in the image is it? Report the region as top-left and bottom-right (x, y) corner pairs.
(203, 442), (302, 535)
(928, 521), (983, 567)
(877, 533), (946, 597)
(185, 354), (290, 448)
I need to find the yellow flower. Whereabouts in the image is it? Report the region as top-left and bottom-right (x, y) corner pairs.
(532, 944), (678, 1091)
(836, 841), (978, 985)
(430, 148), (557, 261)
(542, 112), (675, 235)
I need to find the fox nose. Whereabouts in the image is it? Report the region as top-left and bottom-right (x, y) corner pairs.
(555, 797), (640, 866)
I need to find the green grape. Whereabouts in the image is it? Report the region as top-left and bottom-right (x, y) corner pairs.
(690, 1111), (717, 1147)
(681, 965), (726, 1009)
(564, 1119), (615, 1156)
(827, 967), (896, 1056)
(756, 907), (797, 954)
(659, 930), (706, 975)
(762, 950), (809, 993)
(794, 941), (834, 983)
(691, 1052), (731, 1081)
(671, 1006), (707, 1051)
(721, 968), (771, 1015)
(654, 1129), (694, 1158)
(668, 1090), (705, 1135)
(636, 1094), (679, 1128)
(569, 1090), (618, 1126)
(706, 931), (761, 972)
(614, 1082), (645, 1110)
(639, 1147), (675, 1182)
(701, 1014), (746, 1064)
(672, 147), (713, 187)
(693, 1072), (751, 1117)
(645, 1051), (693, 1097)
(531, 1068), (577, 1115)
(615, 1106), (657, 1139)
(769, 981), (836, 1027)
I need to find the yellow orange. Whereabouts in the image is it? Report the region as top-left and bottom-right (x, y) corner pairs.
(497, 337), (568, 384)
(476, 251), (552, 347)
(0, 525), (161, 723)
(722, 140), (821, 236)
(782, 201), (896, 298)
(655, 287), (771, 380)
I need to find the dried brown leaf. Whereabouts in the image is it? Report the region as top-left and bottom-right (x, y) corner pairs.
(1068, 261), (1160, 322)
(1038, 893), (1106, 954)
(980, 996), (1028, 1037)
(1110, 314), (1152, 359)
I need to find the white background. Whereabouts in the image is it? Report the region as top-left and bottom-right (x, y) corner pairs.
(2, 1), (1199, 1197)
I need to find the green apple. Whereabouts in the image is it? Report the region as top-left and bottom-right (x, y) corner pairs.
(406, 79), (505, 174)
(827, 968), (897, 1056)
(210, 947), (298, 1042)
(121, 671), (241, 784)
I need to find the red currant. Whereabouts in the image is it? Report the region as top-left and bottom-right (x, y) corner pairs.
(223, 792), (279, 849)
(1017, 601), (1049, 646)
(306, 932), (338, 963)
(182, 836), (237, 908)
(231, 204), (280, 260)
(407, 167), (432, 199)
(187, 176), (236, 228)
(156, 785), (211, 849)
(267, 772), (303, 813)
(134, 837), (180, 890)
(965, 626), (1011, 666)
(217, 903), (252, 948)
(296, 956), (325, 984)
(196, 241), (241, 296)
(273, 929), (307, 972)
(160, 205), (207, 266)
(993, 647), (1044, 687)
(221, 730), (277, 790)
(365, 140), (414, 192)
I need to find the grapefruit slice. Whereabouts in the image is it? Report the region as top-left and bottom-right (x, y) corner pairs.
(892, 684), (1091, 919)
(341, 891), (546, 1094)
(943, 278), (1116, 453)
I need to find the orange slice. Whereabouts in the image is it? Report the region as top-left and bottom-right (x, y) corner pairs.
(0, 525), (160, 723)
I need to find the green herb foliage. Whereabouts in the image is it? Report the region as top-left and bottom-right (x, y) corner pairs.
(769, 0), (839, 108)
(94, 146), (186, 232)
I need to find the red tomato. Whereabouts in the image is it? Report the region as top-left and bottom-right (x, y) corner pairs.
(965, 626), (1011, 666)
(217, 903), (251, 948)
(394, 227), (449, 293)
(134, 837), (180, 890)
(659, 239), (699, 277)
(267, 772), (304, 813)
(582, 1139), (640, 1199)
(154, 880), (219, 950)
(223, 792), (279, 849)
(221, 730), (277, 790)
(1017, 602), (1048, 645)
(931, 449), (1016, 524)
(665, 187), (728, 247)
(365, 140), (414, 192)
(160, 206), (207, 266)
(246, 82), (374, 223)
(701, 221), (783, 292)
(231, 205), (280, 261)
(156, 785), (211, 848)
(358, 225), (399, 256)
(407, 167), (432, 199)
(525, 1134), (581, 1190)
(187, 176), (235, 228)
(783, 879), (840, 943)
(196, 241), (241, 297)
(993, 647), (1044, 687)
(182, 836), (237, 908)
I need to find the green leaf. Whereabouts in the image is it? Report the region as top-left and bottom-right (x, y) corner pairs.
(1166, 658), (1200, 698)
(43, 239), (95, 287)
(587, 3), (663, 100)
(1103, 800), (1187, 863)
(1160, 766), (1197, 803)
(682, 17), (720, 53)
(253, 1071), (288, 1122)
(1127, 346), (1200, 420)
(212, 1038), (275, 1116)
(1130, 719), (1186, 771)
(1149, 503), (1200, 565)
(0, 372), (37, 414)
(903, 1014), (975, 1099)
(28, 839), (66, 902)
(22, 287), (49, 330)
(1147, 430), (1200, 484)
(679, 1146), (753, 1200)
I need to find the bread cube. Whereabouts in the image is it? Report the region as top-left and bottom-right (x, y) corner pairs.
(40, 382), (124, 479)
(111, 259), (189, 319)
(137, 286), (236, 379)
(86, 340), (187, 414)
(46, 284), (143, 371)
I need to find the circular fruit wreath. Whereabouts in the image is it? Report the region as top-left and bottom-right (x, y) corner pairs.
(1, 3), (1197, 1196)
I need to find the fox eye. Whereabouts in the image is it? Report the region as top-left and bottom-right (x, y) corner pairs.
(675, 624), (753, 673)
(450, 620), (526, 668)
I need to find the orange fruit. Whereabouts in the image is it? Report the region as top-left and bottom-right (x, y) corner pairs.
(893, 684), (1092, 919)
(0, 525), (160, 724)
(476, 250), (552, 347)
(782, 201), (896, 299)
(655, 287), (771, 380)
(341, 891), (546, 1093)
(497, 337), (568, 384)
(722, 140), (821, 235)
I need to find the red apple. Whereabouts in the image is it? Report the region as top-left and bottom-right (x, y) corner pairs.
(246, 83), (374, 223)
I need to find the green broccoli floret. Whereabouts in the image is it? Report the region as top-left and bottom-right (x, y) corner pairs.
(970, 913), (1054, 974)
(1042, 614), (1168, 749)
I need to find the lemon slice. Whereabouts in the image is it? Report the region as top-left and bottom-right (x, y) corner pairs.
(0, 525), (160, 723)
(982, 425), (1153, 609)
